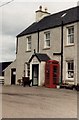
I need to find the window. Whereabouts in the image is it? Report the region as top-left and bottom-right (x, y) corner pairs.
(66, 60), (74, 79)
(27, 36), (31, 51)
(67, 26), (74, 45)
(27, 63), (30, 77)
(44, 32), (50, 48)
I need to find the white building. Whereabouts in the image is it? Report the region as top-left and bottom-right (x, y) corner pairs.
(4, 6), (79, 87)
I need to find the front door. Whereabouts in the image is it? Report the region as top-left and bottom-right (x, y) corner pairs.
(32, 65), (39, 86)
(11, 68), (16, 85)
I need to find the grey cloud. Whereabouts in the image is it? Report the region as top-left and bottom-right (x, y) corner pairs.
(2, 2), (35, 36)
(0, 2), (35, 62)
(1, 35), (16, 62)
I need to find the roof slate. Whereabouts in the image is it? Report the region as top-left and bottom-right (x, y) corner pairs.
(17, 6), (79, 37)
(29, 53), (51, 62)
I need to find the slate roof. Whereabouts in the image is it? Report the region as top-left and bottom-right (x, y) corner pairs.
(17, 6), (79, 37)
(0, 62), (12, 76)
(29, 53), (51, 62)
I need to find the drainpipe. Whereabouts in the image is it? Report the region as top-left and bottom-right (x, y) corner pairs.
(53, 13), (66, 84)
(61, 13), (67, 84)
(37, 29), (39, 53)
(61, 20), (63, 84)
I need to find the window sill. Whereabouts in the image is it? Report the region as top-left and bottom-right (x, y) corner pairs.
(43, 47), (50, 50)
(65, 78), (74, 81)
(26, 50), (31, 52)
(65, 44), (75, 47)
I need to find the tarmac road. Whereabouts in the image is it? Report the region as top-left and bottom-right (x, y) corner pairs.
(2, 85), (77, 118)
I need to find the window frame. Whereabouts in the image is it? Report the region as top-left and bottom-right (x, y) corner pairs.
(67, 26), (74, 45)
(44, 31), (50, 48)
(27, 36), (31, 51)
(27, 63), (30, 77)
(25, 63), (30, 77)
(66, 60), (74, 80)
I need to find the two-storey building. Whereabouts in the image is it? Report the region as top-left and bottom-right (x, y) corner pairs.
(4, 5), (79, 87)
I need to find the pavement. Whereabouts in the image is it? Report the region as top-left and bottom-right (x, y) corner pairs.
(2, 85), (77, 118)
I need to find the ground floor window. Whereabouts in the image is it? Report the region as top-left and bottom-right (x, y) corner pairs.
(27, 63), (30, 77)
(25, 63), (30, 77)
(66, 60), (74, 79)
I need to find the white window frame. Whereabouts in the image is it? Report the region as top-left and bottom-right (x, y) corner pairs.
(67, 26), (74, 45)
(44, 31), (50, 48)
(66, 60), (74, 80)
(27, 36), (31, 51)
(25, 63), (30, 77)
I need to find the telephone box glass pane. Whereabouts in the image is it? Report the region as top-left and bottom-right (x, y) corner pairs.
(45, 64), (50, 84)
(53, 66), (58, 84)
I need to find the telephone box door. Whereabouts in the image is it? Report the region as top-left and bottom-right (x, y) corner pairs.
(45, 60), (59, 88)
(52, 64), (59, 85)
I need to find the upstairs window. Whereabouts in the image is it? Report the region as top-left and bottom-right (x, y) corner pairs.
(27, 36), (31, 51)
(44, 32), (50, 48)
(67, 26), (74, 45)
(66, 60), (74, 79)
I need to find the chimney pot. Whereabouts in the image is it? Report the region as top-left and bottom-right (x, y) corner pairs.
(39, 6), (42, 11)
(45, 7), (47, 12)
(36, 6), (50, 22)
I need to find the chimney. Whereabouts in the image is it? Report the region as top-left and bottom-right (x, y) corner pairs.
(45, 7), (47, 12)
(35, 6), (50, 22)
(77, 1), (79, 6)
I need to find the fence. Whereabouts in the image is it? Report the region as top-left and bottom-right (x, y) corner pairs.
(0, 76), (4, 85)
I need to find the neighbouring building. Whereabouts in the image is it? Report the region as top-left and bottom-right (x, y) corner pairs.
(0, 62), (12, 84)
(4, 5), (79, 87)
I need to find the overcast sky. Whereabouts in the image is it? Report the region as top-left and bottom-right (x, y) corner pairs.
(0, 0), (78, 62)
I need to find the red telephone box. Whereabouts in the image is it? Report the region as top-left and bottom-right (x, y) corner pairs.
(45, 60), (59, 88)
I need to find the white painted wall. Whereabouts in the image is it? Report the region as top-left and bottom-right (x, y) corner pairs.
(4, 60), (16, 85)
(40, 62), (46, 86)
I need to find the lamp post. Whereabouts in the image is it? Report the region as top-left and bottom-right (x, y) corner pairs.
(61, 13), (67, 84)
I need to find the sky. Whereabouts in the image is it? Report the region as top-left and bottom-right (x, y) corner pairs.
(0, 0), (78, 62)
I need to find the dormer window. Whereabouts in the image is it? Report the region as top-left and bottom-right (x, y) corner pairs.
(44, 32), (50, 48)
(27, 36), (31, 51)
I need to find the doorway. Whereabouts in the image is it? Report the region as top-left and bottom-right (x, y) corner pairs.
(11, 68), (16, 85)
(32, 64), (39, 86)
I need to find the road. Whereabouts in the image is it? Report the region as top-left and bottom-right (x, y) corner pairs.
(2, 85), (77, 118)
